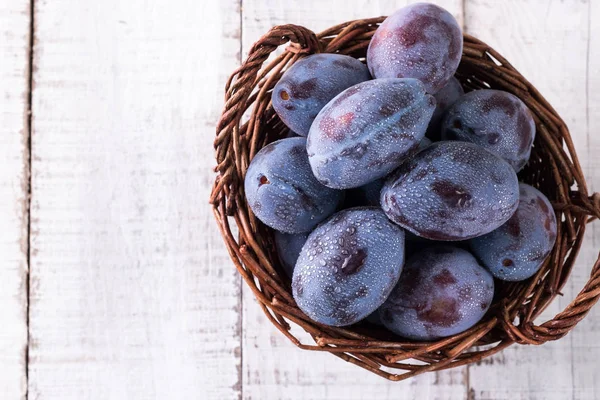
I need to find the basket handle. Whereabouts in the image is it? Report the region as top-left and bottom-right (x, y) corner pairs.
(509, 192), (600, 344)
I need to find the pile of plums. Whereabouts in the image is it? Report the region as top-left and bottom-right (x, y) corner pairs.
(244, 3), (557, 341)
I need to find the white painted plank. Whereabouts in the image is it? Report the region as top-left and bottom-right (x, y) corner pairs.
(0, 1), (30, 399)
(240, 1), (467, 398)
(466, 1), (595, 399)
(28, 1), (241, 399)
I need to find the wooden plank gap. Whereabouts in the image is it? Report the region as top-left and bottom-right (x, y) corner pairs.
(25, 1), (36, 400)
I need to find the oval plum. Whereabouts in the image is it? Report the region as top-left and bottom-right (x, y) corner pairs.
(367, 3), (463, 93)
(441, 89), (536, 171)
(272, 54), (371, 136)
(292, 207), (405, 326)
(244, 137), (343, 233)
(307, 78), (435, 189)
(381, 141), (519, 241)
(379, 246), (494, 340)
(469, 183), (557, 281)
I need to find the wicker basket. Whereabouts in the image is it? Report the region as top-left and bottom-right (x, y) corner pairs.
(211, 18), (600, 381)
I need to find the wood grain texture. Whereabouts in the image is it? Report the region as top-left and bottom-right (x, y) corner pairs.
(567, 1), (600, 399)
(0, 1), (30, 399)
(240, 2), (467, 399)
(28, 1), (242, 399)
(466, 1), (598, 399)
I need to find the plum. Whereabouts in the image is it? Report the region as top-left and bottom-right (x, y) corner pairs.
(426, 76), (464, 140)
(307, 78), (435, 189)
(367, 3), (463, 93)
(470, 183), (557, 281)
(272, 54), (371, 136)
(381, 141), (519, 240)
(244, 137), (343, 233)
(441, 89), (536, 171)
(379, 246), (494, 340)
(274, 231), (309, 278)
(292, 207), (405, 326)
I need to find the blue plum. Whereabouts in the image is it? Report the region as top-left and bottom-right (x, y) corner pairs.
(244, 137), (343, 233)
(367, 3), (463, 94)
(441, 89), (536, 171)
(426, 77), (464, 141)
(469, 183), (557, 281)
(274, 231), (309, 278)
(381, 141), (519, 240)
(379, 246), (494, 340)
(307, 78), (435, 189)
(272, 54), (371, 136)
(292, 207), (405, 326)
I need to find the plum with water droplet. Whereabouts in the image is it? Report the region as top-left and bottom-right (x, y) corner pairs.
(292, 207), (405, 326)
(245, 137), (343, 233)
(379, 246), (494, 340)
(367, 3), (463, 93)
(441, 89), (536, 171)
(272, 54), (371, 136)
(381, 141), (519, 240)
(469, 183), (557, 281)
(307, 78), (435, 189)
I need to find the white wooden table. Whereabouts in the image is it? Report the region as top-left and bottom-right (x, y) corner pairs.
(1, 0), (599, 399)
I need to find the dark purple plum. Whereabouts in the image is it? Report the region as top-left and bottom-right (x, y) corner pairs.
(244, 137), (343, 233)
(426, 77), (464, 141)
(292, 207), (405, 326)
(379, 246), (494, 340)
(307, 78), (435, 189)
(381, 141), (519, 241)
(469, 183), (557, 281)
(367, 3), (463, 93)
(272, 54), (371, 136)
(441, 89), (536, 171)
(274, 231), (309, 278)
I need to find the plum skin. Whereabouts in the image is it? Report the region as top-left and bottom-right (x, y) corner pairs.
(426, 77), (464, 141)
(469, 183), (557, 281)
(274, 231), (309, 278)
(381, 141), (519, 241)
(441, 89), (536, 172)
(272, 54), (371, 136)
(292, 207), (405, 327)
(244, 137), (343, 234)
(379, 246), (494, 340)
(307, 78), (435, 189)
(367, 3), (463, 94)
(344, 138), (433, 207)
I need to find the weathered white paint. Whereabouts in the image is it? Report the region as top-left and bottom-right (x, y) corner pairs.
(240, 2), (468, 399)
(0, 0), (30, 399)
(28, 1), (242, 399)
(466, 1), (597, 399)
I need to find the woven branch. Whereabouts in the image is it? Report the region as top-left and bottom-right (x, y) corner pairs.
(211, 19), (600, 381)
